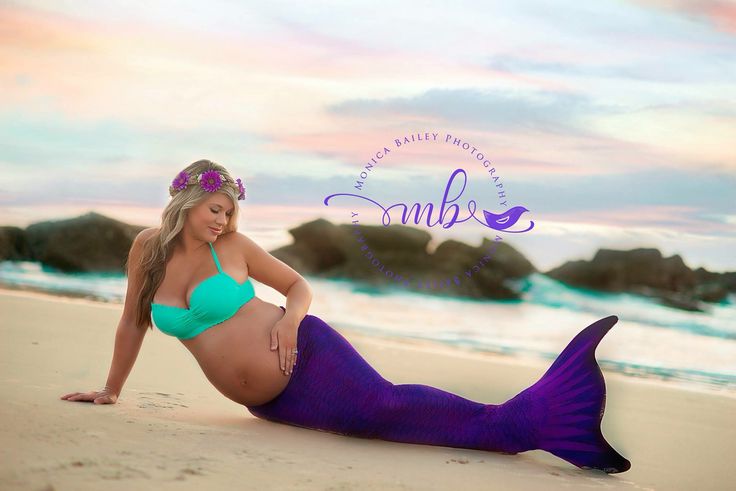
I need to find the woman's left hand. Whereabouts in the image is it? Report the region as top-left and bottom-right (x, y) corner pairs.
(270, 318), (299, 375)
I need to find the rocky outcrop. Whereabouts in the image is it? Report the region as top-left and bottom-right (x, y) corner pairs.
(269, 218), (537, 300)
(0, 226), (32, 261)
(2, 215), (537, 300)
(2, 213), (733, 311)
(693, 267), (736, 302)
(545, 248), (735, 312)
(2, 212), (146, 272)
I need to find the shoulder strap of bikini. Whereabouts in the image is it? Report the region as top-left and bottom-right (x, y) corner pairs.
(208, 242), (224, 273)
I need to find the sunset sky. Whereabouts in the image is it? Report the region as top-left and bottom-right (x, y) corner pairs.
(1, 0), (734, 271)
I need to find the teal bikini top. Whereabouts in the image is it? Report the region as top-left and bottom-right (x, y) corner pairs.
(151, 242), (255, 340)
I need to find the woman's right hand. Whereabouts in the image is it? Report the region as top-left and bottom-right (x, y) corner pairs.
(60, 387), (118, 404)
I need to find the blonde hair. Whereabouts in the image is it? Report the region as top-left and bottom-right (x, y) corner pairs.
(128, 159), (242, 330)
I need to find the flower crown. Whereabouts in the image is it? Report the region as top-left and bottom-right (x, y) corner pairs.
(169, 169), (246, 200)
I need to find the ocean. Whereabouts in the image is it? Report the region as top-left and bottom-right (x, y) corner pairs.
(2, 258), (734, 394)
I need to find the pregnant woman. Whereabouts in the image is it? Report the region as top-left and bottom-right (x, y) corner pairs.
(61, 159), (631, 474)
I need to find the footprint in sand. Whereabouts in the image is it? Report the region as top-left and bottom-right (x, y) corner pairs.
(136, 392), (189, 410)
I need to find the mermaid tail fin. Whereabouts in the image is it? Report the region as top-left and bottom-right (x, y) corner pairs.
(507, 315), (631, 473)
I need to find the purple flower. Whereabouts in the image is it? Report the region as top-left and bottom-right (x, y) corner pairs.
(171, 171), (189, 191)
(199, 170), (223, 193)
(236, 178), (246, 200)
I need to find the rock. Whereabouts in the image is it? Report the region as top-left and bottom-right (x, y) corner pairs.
(548, 248), (696, 292)
(269, 218), (536, 300)
(277, 218), (348, 272)
(693, 267), (736, 300)
(545, 247), (734, 311)
(0, 226), (32, 261)
(23, 212), (146, 272)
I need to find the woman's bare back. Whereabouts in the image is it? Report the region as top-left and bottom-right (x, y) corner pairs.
(153, 231), (292, 406)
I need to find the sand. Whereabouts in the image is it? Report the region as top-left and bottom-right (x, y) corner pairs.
(0, 287), (734, 491)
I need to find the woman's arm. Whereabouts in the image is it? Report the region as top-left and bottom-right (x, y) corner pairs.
(101, 315), (148, 398)
(61, 228), (154, 404)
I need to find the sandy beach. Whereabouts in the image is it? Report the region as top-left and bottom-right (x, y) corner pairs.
(1, 288), (734, 491)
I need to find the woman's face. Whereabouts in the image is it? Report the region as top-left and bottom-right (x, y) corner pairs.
(186, 193), (235, 242)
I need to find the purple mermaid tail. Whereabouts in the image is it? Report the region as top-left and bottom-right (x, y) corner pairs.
(498, 315), (631, 472)
(246, 311), (631, 474)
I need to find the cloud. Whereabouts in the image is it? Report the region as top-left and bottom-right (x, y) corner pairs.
(487, 52), (736, 84)
(509, 167), (736, 235)
(632, 0), (736, 34)
(328, 88), (609, 137)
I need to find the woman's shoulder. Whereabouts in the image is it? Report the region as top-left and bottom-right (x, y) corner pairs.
(221, 230), (250, 241)
(128, 228), (160, 252)
(219, 231), (259, 258)
(136, 227), (160, 242)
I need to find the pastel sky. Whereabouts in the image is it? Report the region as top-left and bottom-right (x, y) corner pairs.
(1, 0), (734, 271)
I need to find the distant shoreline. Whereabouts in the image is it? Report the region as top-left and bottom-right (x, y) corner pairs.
(0, 282), (121, 307)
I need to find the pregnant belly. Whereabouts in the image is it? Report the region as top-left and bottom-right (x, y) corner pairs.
(181, 298), (294, 406)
